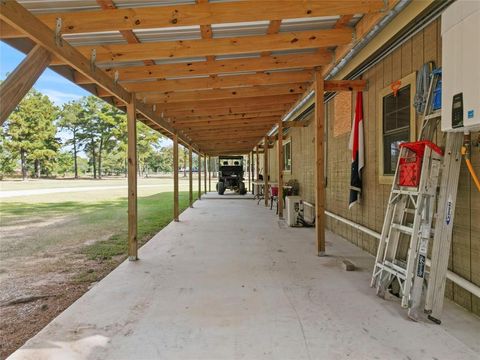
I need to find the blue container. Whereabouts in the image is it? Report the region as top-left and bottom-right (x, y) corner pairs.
(433, 80), (441, 110)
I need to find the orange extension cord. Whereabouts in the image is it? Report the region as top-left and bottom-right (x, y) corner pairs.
(461, 146), (480, 192)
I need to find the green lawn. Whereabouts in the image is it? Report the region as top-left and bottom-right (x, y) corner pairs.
(0, 191), (198, 261)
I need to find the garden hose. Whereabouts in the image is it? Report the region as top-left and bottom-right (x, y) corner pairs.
(461, 133), (480, 192)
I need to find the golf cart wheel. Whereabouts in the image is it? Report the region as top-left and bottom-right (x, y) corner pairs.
(218, 182), (225, 195)
(239, 181), (247, 195)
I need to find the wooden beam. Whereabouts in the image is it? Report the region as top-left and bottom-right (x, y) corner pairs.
(124, 71), (313, 93)
(127, 95), (138, 261)
(71, 29), (352, 64)
(144, 83), (308, 103)
(2, 1), (383, 38)
(173, 133), (179, 221)
(0, 44), (51, 125)
(277, 119), (284, 218)
(173, 116), (280, 128)
(284, 121), (308, 129)
(165, 107), (289, 119)
(193, 132), (271, 142)
(99, 52), (331, 82)
(324, 80), (367, 92)
(189, 145), (193, 207)
(157, 95), (298, 113)
(264, 136), (269, 207)
(314, 69), (325, 256)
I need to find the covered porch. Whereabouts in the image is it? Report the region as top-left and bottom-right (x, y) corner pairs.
(9, 198), (480, 359)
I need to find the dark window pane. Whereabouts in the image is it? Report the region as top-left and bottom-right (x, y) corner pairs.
(384, 112), (397, 132)
(397, 107), (410, 128)
(397, 85), (410, 109)
(383, 129), (410, 175)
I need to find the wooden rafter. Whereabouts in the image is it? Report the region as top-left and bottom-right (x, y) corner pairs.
(85, 52), (331, 83)
(96, 0), (155, 66)
(1, 1), (383, 38)
(56, 29), (352, 65)
(142, 83), (308, 104)
(123, 71), (313, 93)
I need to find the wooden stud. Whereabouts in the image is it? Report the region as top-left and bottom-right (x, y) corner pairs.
(189, 145), (193, 208)
(0, 45), (51, 125)
(173, 133), (179, 222)
(127, 94), (138, 261)
(314, 69), (325, 256)
(277, 120), (284, 218)
(208, 156), (212, 193)
(251, 151), (255, 194)
(264, 136), (269, 207)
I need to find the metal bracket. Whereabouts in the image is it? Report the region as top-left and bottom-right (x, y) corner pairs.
(55, 18), (63, 47)
(114, 70), (119, 85)
(382, 0), (389, 12)
(153, 104), (156, 112)
(352, 29), (357, 43)
(143, 97), (147, 104)
(90, 49), (97, 73)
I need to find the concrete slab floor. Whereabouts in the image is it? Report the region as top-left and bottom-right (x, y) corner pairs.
(9, 199), (480, 360)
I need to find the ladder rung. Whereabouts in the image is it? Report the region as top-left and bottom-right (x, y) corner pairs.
(377, 261), (407, 279)
(423, 111), (441, 120)
(391, 223), (413, 235)
(393, 189), (419, 196)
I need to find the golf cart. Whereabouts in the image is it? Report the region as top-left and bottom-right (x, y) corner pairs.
(216, 156), (247, 195)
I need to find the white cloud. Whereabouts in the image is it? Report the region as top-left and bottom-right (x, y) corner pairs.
(40, 88), (83, 106)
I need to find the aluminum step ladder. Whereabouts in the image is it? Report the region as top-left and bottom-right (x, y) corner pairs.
(371, 68), (446, 320)
(371, 142), (443, 318)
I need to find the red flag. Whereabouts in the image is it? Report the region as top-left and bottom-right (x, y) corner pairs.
(349, 91), (365, 208)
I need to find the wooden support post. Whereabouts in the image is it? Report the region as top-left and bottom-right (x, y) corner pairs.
(247, 153), (251, 193)
(277, 120), (284, 218)
(127, 95), (138, 261)
(198, 153), (202, 200)
(189, 145), (193, 207)
(314, 69), (326, 256)
(173, 133), (179, 222)
(255, 146), (259, 195)
(208, 156), (212, 192)
(204, 155), (207, 194)
(251, 151), (255, 194)
(0, 45), (51, 125)
(264, 136), (269, 207)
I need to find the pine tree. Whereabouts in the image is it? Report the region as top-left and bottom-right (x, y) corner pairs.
(4, 89), (59, 179)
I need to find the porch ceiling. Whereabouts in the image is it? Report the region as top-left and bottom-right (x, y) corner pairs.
(1, 0), (387, 154)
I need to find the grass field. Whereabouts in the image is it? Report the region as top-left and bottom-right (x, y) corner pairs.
(0, 176), (213, 358)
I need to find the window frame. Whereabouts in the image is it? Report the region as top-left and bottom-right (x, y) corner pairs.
(283, 138), (292, 174)
(377, 72), (417, 184)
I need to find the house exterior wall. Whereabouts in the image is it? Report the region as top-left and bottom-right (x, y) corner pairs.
(270, 20), (480, 316)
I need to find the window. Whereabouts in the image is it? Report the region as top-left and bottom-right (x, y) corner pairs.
(378, 72), (416, 183)
(283, 139), (292, 173)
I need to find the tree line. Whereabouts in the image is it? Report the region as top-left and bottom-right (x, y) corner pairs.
(0, 89), (196, 180)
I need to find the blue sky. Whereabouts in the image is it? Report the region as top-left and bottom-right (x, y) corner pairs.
(0, 42), (90, 106)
